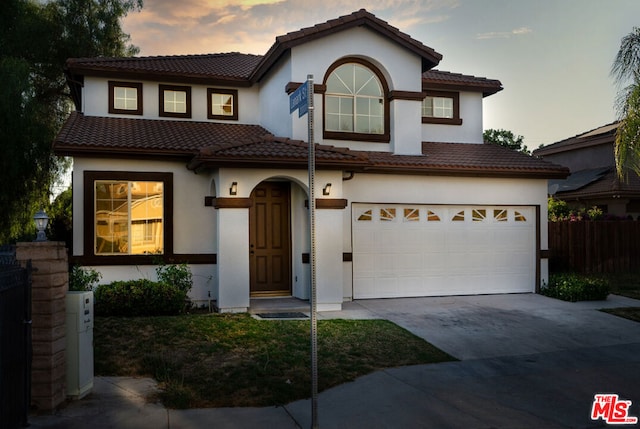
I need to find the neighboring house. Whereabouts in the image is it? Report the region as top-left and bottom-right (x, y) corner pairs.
(53, 9), (568, 312)
(534, 122), (640, 218)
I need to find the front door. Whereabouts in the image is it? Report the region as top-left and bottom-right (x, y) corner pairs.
(249, 181), (292, 296)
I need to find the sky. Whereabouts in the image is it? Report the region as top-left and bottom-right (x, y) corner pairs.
(120, 0), (640, 148)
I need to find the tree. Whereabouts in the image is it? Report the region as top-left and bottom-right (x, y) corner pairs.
(483, 129), (530, 154)
(612, 27), (640, 180)
(0, 0), (142, 243)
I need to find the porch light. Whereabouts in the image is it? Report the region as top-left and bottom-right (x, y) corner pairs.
(230, 182), (238, 195)
(322, 183), (332, 196)
(33, 209), (49, 242)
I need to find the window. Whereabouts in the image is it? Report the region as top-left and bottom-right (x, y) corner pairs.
(422, 91), (462, 125)
(159, 84), (191, 118)
(84, 172), (173, 261)
(207, 88), (238, 120)
(108, 81), (143, 115)
(323, 59), (390, 142)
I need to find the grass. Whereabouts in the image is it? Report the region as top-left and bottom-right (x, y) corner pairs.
(593, 272), (640, 324)
(94, 314), (455, 408)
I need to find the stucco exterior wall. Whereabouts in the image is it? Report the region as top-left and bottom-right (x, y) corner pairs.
(82, 77), (261, 125)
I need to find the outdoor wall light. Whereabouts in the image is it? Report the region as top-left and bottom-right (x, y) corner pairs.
(323, 183), (332, 196)
(33, 209), (49, 242)
(230, 182), (238, 195)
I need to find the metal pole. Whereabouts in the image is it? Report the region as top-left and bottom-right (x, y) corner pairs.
(307, 74), (319, 429)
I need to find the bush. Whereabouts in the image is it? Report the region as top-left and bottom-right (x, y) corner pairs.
(69, 265), (102, 291)
(156, 262), (193, 294)
(541, 273), (610, 302)
(95, 279), (188, 316)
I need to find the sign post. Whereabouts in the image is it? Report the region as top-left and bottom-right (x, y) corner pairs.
(290, 75), (318, 429)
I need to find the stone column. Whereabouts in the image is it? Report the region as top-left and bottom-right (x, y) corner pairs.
(16, 241), (68, 412)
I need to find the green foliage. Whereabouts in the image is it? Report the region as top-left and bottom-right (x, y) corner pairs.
(548, 197), (570, 221)
(541, 273), (610, 302)
(483, 128), (530, 154)
(0, 0), (141, 243)
(94, 279), (189, 316)
(69, 265), (102, 291)
(156, 263), (193, 294)
(611, 27), (640, 179)
(548, 197), (608, 221)
(48, 187), (72, 248)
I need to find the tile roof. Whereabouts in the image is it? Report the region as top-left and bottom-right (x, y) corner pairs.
(553, 167), (640, 199)
(65, 52), (262, 85)
(423, 70), (503, 97)
(533, 121), (619, 156)
(54, 112), (270, 157)
(54, 114), (568, 179)
(251, 9), (442, 81)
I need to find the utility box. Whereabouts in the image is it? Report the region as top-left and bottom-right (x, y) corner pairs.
(65, 291), (94, 399)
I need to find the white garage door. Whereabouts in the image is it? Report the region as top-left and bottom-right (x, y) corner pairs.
(352, 204), (536, 299)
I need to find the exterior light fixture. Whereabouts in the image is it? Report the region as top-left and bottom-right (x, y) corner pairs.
(230, 182), (238, 195)
(33, 209), (49, 242)
(322, 183), (332, 196)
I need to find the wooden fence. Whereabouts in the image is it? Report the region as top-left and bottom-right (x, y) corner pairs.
(548, 221), (640, 273)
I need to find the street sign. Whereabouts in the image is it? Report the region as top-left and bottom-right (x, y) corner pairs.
(289, 80), (309, 117)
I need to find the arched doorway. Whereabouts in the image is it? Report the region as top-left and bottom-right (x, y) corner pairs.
(249, 181), (292, 296)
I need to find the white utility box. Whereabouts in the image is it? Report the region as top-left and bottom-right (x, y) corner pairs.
(65, 291), (94, 399)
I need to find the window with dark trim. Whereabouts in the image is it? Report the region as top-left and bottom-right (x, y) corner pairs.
(83, 171), (173, 265)
(322, 58), (390, 143)
(207, 88), (238, 120)
(159, 84), (191, 118)
(422, 90), (462, 125)
(108, 81), (143, 115)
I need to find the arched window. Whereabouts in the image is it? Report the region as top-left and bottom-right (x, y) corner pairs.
(323, 60), (389, 142)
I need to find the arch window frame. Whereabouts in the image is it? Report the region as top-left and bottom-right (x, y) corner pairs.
(322, 58), (390, 143)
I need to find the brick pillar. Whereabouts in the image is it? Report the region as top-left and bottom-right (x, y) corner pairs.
(16, 241), (68, 412)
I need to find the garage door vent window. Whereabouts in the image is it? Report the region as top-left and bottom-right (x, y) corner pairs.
(357, 209), (372, 221)
(515, 211), (527, 222)
(404, 208), (420, 222)
(452, 210), (465, 221)
(427, 210), (441, 221)
(380, 208), (396, 221)
(494, 209), (508, 222)
(472, 209), (486, 222)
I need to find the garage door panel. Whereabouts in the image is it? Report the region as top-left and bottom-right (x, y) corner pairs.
(353, 204), (536, 299)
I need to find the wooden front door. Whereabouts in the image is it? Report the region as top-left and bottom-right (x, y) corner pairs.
(249, 181), (292, 296)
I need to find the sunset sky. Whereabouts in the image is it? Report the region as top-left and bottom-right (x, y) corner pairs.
(121, 0), (640, 147)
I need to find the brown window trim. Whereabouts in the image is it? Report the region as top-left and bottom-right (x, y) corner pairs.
(108, 81), (143, 115)
(159, 84), (192, 118)
(207, 88), (238, 121)
(83, 171), (174, 265)
(322, 58), (390, 143)
(422, 90), (462, 126)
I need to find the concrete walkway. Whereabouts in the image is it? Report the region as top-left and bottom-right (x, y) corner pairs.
(29, 293), (640, 428)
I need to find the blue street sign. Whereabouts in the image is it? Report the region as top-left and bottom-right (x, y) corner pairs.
(289, 80), (308, 117)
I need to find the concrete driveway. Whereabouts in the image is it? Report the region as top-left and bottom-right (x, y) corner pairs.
(325, 293), (640, 360)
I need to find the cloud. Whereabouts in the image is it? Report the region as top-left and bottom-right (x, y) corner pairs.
(475, 26), (532, 40)
(121, 0), (460, 56)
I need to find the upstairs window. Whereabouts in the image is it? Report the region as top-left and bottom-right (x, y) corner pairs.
(323, 59), (389, 142)
(208, 88), (238, 120)
(422, 91), (462, 125)
(159, 84), (191, 118)
(109, 81), (143, 115)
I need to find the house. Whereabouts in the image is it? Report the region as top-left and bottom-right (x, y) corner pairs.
(54, 9), (568, 312)
(533, 122), (640, 218)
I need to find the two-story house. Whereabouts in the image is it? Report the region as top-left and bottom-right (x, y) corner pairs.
(54, 9), (568, 312)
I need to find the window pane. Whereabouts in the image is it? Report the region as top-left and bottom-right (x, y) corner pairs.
(211, 93), (234, 116)
(114, 87), (137, 110)
(164, 90), (187, 113)
(95, 180), (163, 255)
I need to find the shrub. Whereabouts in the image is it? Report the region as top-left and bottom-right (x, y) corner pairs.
(69, 265), (102, 291)
(156, 262), (193, 294)
(95, 279), (188, 316)
(541, 273), (610, 302)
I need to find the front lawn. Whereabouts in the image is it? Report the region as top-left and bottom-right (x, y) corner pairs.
(94, 314), (454, 408)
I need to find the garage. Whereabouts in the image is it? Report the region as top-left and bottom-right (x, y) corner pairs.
(352, 204), (536, 299)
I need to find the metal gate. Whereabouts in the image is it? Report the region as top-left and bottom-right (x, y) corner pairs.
(0, 246), (32, 429)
